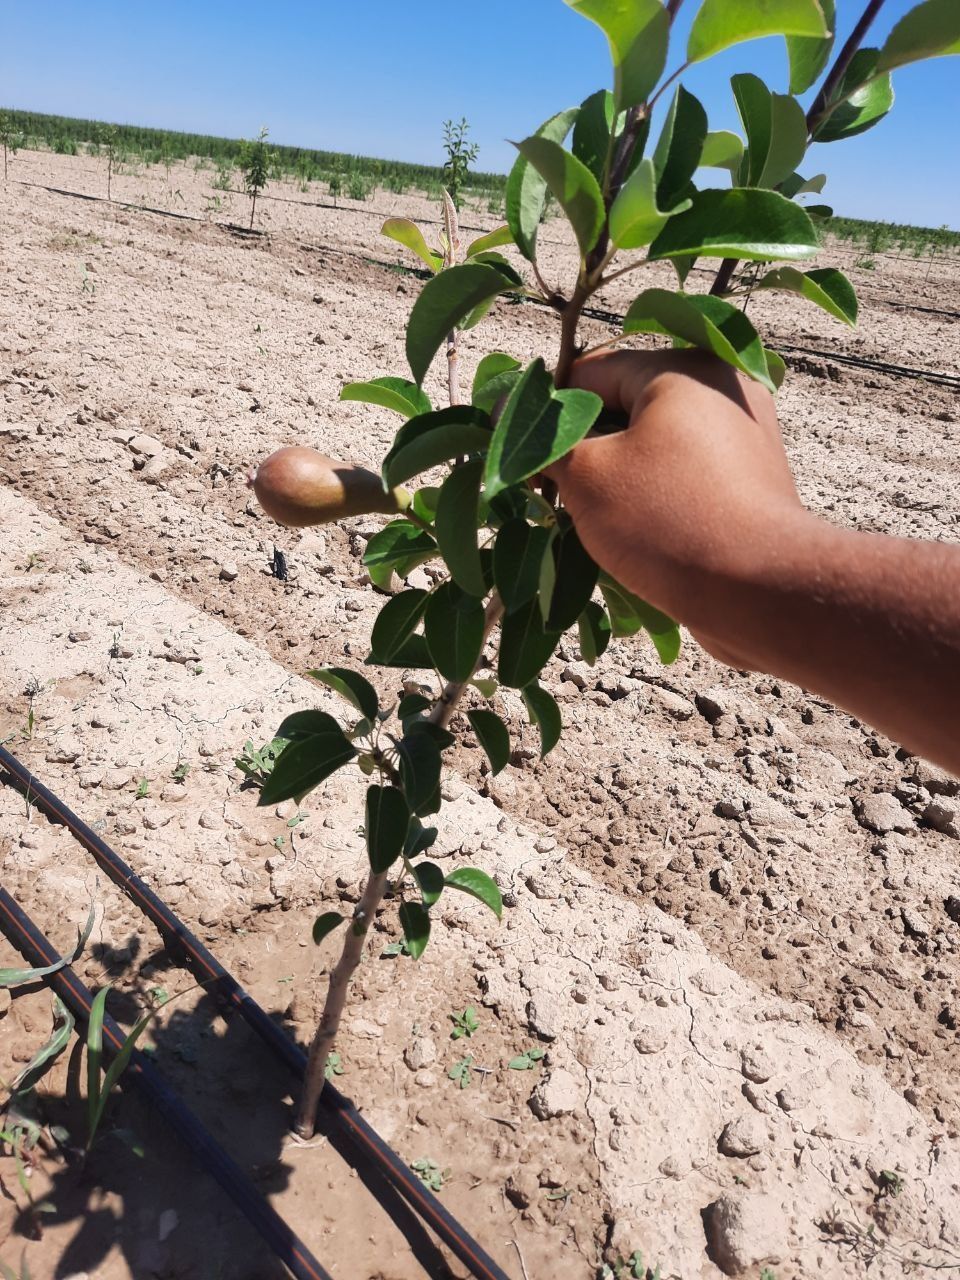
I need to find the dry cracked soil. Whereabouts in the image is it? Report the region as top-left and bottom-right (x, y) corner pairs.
(1, 148), (959, 1280)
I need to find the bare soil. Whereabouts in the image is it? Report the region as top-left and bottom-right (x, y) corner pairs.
(1, 148), (959, 1280)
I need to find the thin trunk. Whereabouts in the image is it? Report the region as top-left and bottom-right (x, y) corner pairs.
(249, 191), (256, 229)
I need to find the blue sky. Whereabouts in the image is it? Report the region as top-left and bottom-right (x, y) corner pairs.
(2, 1), (957, 228)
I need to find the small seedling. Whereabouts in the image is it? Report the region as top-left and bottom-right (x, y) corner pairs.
(878, 1169), (905, 1199)
(171, 761), (190, 783)
(238, 126), (273, 229)
(508, 1047), (545, 1071)
(448, 1055), (474, 1089)
(135, 778), (149, 799)
(410, 1158), (448, 1192)
(86, 984), (169, 1151)
(235, 736), (289, 786)
(0, 110), (24, 181)
(380, 940), (412, 959)
(441, 117), (478, 211)
(99, 124), (118, 201)
(449, 1006), (479, 1040)
(760, 1269), (777, 1280)
(324, 1052), (344, 1081)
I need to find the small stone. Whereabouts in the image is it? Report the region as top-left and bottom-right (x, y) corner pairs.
(945, 896), (960, 924)
(526, 874), (560, 900)
(129, 432), (163, 457)
(199, 809), (224, 830)
(199, 907), (219, 926)
(219, 561), (239, 582)
(740, 1048), (773, 1084)
(633, 1026), (667, 1054)
(854, 792), (913, 835)
(529, 1068), (582, 1120)
(45, 738), (81, 764)
(142, 809), (174, 830)
(141, 454), (169, 482)
(922, 801), (958, 839)
(406, 567), (431, 591)
(404, 1037), (437, 1071)
(696, 688), (729, 723)
(901, 905), (930, 938)
(718, 1115), (767, 1158)
(650, 687), (695, 720)
(414, 1070), (437, 1088)
(505, 1169), (538, 1209)
(703, 1191), (785, 1275)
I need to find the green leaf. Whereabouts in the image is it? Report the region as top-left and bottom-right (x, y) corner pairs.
(366, 634), (433, 670)
(340, 376), (431, 418)
(537, 525), (558, 625)
(624, 289), (774, 392)
(94, 1004), (156, 1140)
(699, 130), (744, 177)
(877, 0), (960, 72)
(470, 677), (498, 698)
(780, 171), (826, 197)
(363, 520), (436, 579)
(383, 407), (492, 488)
(578, 600), (612, 665)
(259, 711), (356, 805)
(1, 899), (96, 987)
(365, 785), (410, 873)
(412, 486), (441, 525)
(434, 458), (486, 597)
(485, 358), (602, 499)
(399, 692), (432, 721)
(648, 187), (819, 262)
(398, 723), (443, 816)
(381, 217), (442, 272)
(399, 901), (431, 959)
(498, 597), (561, 689)
(424, 583), (486, 682)
(465, 225), (515, 257)
(812, 50), (894, 142)
(522, 683), (562, 757)
(313, 912), (345, 945)
(731, 75), (807, 190)
(467, 708), (511, 775)
(86, 986), (107, 1140)
(493, 519), (551, 613)
(687, 0), (828, 64)
(545, 522), (599, 633)
(513, 137), (605, 258)
(609, 158), (690, 250)
(405, 819), (439, 858)
(760, 92), (807, 189)
(599, 575), (681, 663)
(473, 352), (521, 405)
(13, 996), (74, 1094)
(787, 0), (834, 92)
(564, 0), (670, 110)
(445, 867), (503, 920)
(465, 251), (524, 290)
(505, 107), (579, 262)
(754, 266), (857, 325)
(406, 264), (512, 385)
(652, 86), (707, 209)
(308, 667), (379, 721)
(371, 589), (429, 663)
(413, 860), (445, 907)
(572, 89), (617, 187)
(764, 347), (787, 390)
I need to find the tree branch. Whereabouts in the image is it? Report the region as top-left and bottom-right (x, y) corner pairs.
(806, 0), (887, 135)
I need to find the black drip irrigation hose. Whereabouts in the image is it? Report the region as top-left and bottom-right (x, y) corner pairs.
(0, 888), (334, 1280)
(0, 745), (510, 1280)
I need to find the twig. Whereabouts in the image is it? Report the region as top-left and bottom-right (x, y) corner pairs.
(806, 0), (888, 134)
(510, 1238), (531, 1280)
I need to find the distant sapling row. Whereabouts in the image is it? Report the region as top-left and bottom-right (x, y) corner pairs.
(244, 0), (960, 1139)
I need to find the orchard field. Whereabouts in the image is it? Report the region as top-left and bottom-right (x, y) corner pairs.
(1, 139), (959, 1279)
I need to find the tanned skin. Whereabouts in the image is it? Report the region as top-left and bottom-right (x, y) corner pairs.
(548, 350), (960, 776)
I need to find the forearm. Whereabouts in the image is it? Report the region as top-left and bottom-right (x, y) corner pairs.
(685, 512), (960, 774)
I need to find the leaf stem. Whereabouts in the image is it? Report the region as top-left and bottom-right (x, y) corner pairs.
(402, 509), (434, 535)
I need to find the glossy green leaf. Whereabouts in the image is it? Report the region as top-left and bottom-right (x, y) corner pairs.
(412, 487), (440, 524)
(764, 347), (787, 390)
(383, 417), (491, 490)
(465, 252), (523, 290)
(699, 130), (744, 176)
(467, 708), (511, 775)
(259, 711), (356, 805)
(381, 217), (442, 272)
(761, 92), (808, 189)
(572, 89), (617, 186)
(398, 723), (443, 816)
(522, 683), (562, 757)
(514, 136), (605, 258)
(366, 633), (433, 670)
(545, 523), (599, 633)
(780, 171), (827, 197)
(313, 912), (345, 945)
(498, 597), (561, 688)
(505, 107), (579, 262)
(465, 225), (515, 257)
(424, 583), (486, 682)
(405, 819), (439, 858)
(787, 0), (834, 92)
(370, 589), (429, 663)
(688, 0), (828, 64)
(472, 353), (522, 413)
(754, 266), (857, 325)
(340, 376), (431, 418)
(399, 900), (431, 959)
(624, 289), (774, 392)
(493, 519), (552, 612)
(609, 158), (689, 250)
(308, 667), (379, 721)
(599, 575), (681, 663)
(445, 867), (502, 919)
(363, 520), (436, 579)
(812, 50), (894, 142)
(648, 187), (819, 261)
(365, 784), (410, 873)
(406, 264), (512, 385)
(434, 458), (486, 597)
(652, 86), (707, 209)
(877, 0), (960, 72)
(805, 203), (833, 222)
(731, 75), (806, 190)
(413, 861), (445, 907)
(578, 600), (613, 665)
(565, 0), (670, 110)
(485, 358), (602, 499)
